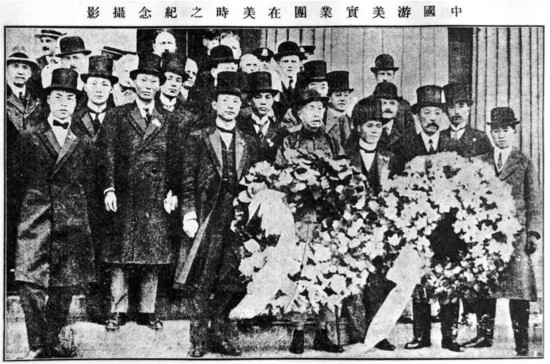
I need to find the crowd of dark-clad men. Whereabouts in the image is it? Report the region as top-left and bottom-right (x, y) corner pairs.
(6, 28), (540, 358)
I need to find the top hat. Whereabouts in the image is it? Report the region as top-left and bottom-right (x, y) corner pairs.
(56, 36), (92, 57)
(81, 55), (118, 85)
(7, 47), (38, 70)
(303, 60), (327, 82)
(45, 68), (79, 94)
(161, 53), (189, 81)
(252, 47), (275, 61)
(274, 41), (306, 61)
(101, 46), (136, 61)
(488, 107), (520, 127)
(210, 45), (239, 66)
(215, 71), (241, 97)
(203, 29), (220, 40)
(411, 85), (445, 114)
(299, 45), (316, 54)
(372, 82), (402, 101)
(294, 89), (328, 108)
(327, 71), (354, 93)
(130, 53), (162, 80)
(443, 83), (473, 106)
(246, 72), (279, 96)
(352, 98), (384, 127)
(370, 54), (399, 73)
(35, 29), (66, 39)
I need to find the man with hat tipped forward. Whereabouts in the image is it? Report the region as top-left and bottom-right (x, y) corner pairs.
(173, 72), (260, 357)
(97, 53), (180, 332)
(473, 108), (541, 356)
(10, 68), (96, 358)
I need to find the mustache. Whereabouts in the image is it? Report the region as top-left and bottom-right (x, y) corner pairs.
(383, 109), (394, 113)
(427, 123), (439, 128)
(42, 46), (51, 51)
(450, 116), (463, 121)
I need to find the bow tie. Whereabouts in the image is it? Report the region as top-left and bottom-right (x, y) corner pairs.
(88, 107), (106, 116)
(120, 84), (135, 93)
(53, 119), (69, 129)
(217, 126), (235, 134)
(360, 147), (377, 154)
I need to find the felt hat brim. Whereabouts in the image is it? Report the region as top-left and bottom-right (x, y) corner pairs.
(81, 73), (119, 85)
(129, 69), (162, 80)
(55, 49), (92, 58)
(411, 102), (445, 114)
(370, 67), (399, 73)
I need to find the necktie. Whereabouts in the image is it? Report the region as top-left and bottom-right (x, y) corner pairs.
(428, 139), (435, 154)
(143, 108), (151, 126)
(288, 76), (294, 92)
(451, 127), (464, 140)
(53, 119), (69, 129)
(19, 92), (27, 108)
(89, 111), (101, 134)
(497, 152), (503, 170)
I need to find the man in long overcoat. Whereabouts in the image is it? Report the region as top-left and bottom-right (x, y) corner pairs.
(173, 72), (260, 357)
(474, 107), (541, 356)
(97, 53), (178, 332)
(12, 68), (96, 359)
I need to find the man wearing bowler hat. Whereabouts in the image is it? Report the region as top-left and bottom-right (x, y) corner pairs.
(56, 36), (92, 91)
(97, 53), (179, 332)
(10, 68), (96, 358)
(442, 83), (492, 159)
(366, 54), (415, 135)
(473, 108), (541, 356)
(368, 82), (405, 152)
(274, 41), (306, 111)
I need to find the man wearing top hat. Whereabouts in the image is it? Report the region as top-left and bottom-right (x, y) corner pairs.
(55, 36), (92, 91)
(342, 98), (398, 351)
(173, 72), (260, 357)
(366, 54), (415, 135)
(325, 70), (354, 148)
(367, 82), (406, 153)
(97, 53), (179, 332)
(442, 83), (492, 159)
(10, 68), (96, 358)
(473, 107), (541, 356)
(156, 53), (191, 116)
(274, 41), (306, 111)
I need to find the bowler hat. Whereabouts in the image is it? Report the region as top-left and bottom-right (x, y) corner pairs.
(488, 107), (520, 127)
(252, 47), (274, 61)
(7, 47), (38, 70)
(45, 68), (79, 94)
(274, 41), (306, 61)
(161, 53), (189, 81)
(352, 98), (384, 128)
(326, 71), (354, 94)
(294, 89), (328, 109)
(372, 82), (402, 101)
(210, 45), (239, 66)
(56, 36), (92, 57)
(443, 83), (473, 106)
(411, 85), (445, 114)
(215, 71), (241, 97)
(303, 60), (327, 82)
(35, 29), (66, 39)
(370, 54), (399, 73)
(246, 72), (279, 96)
(81, 55), (119, 85)
(102, 46), (136, 61)
(130, 53), (162, 80)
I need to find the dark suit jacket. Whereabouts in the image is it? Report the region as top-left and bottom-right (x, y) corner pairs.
(392, 132), (453, 174)
(440, 125), (492, 158)
(237, 113), (287, 163)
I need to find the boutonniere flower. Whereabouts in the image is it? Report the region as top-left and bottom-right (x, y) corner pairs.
(473, 138), (477, 142)
(239, 138), (246, 146)
(267, 139), (274, 147)
(151, 119), (161, 127)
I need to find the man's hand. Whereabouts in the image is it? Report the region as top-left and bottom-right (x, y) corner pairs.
(525, 235), (537, 255)
(183, 218), (199, 238)
(105, 191), (117, 212)
(164, 190), (178, 214)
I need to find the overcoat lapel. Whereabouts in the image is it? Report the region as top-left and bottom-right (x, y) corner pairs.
(498, 149), (521, 180)
(235, 129), (247, 180)
(206, 128), (223, 176)
(52, 128), (80, 176)
(80, 112), (96, 138)
(138, 107), (165, 151)
(37, 123), (62, 158)
(325, 110), (339, 135)
(128, 104), (147, 137)
(377, 150), (391, 185)
(7, 92), (25, 114)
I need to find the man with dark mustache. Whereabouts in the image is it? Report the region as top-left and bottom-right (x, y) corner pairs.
(368, 82), (404, 153)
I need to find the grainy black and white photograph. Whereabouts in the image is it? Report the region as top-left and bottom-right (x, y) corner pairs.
(4, 23), (544, 359)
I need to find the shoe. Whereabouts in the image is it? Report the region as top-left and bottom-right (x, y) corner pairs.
(137, 313), (163, 331)
(209, 338), (242, 356)
(105, 312), (127, 331)
(50, 343), (77, 358)
(516, 348), (529, 356)
(375, 339), (396, 351)
(17, 348), (50, 359)
(442, 340), (463, 352)
(289, 329), (304, 354)
(189, 342), (206, 358)
(462, 336), (492, 348)
(313, 329), (344, 353)
(404, 337), (431, 349)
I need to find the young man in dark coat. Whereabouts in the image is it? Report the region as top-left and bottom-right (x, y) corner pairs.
(11, 68), (96, 359)
(473, 108), (541, 356)
(325, 71), (354, 148)
(368, 82), (405, 153)
(157, 53), (190, 115)
(173, 72), (260, 357)
(97, 53), (179, 332)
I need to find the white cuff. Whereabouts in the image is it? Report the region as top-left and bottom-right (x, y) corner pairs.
(183, 211), (197, 222)
(104, 187), (115, 195)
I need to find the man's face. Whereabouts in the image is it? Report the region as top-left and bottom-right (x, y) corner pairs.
(203, 38), (219, 53)
(85, 77), (112, 106)
(278, 55), (300, 78)
(447, 101), (471, 127)
(418, 106), (443, 136)
(307, 81), (329, 97)
(259, 59), (271, 71)
(220, 36), (242, 59)
(114, 56), (138, 88)
(491, 125), (516, 149)
(161, 71), (183, 99)
(47, 90), (77, 120)
(61, 53), (87, 74)
(153, 32), (177, 56)
(39, 36), (56, 56)
(375, 70), (395, 84)
(298, 101), (325, 130)
(7, 62), (32, 87)
(133, 73), (160, 101)
(240, 55), (260, 74)
(380, 99), (399, 120)
(249, 92), (274, 117)
(212, 94), (242, 121)
(184, 58), (198, 88)
(359, 120), (383, 145)
(329, 91), (350, 112)
(217, 62), (238, 73)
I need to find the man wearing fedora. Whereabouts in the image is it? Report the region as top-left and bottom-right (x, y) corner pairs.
(341, 98), (398, 351)
(368, 82), (405, 153)
(442, 83), (492, 159)
(173, 72), (260, 357)
(325, 70), (354, 149)
(97, 53), (179, 332)
(473, 107), (541, 356)
(274, 41), (306, 111)
(367, 54), (415, 135)
(55, 36), (92, 91)
(10, 68), (96, 358)
(31, 29), (65, 94)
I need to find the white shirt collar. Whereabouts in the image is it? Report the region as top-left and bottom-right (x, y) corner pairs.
(216, 117), (236, 130)
(135, 98), (155, 118)
(359, 139), (377, 152)
(449, 121), (467, 131)
(494, 146), (513, 170)
(160, 93), (177, 108)
(383, 120), (394, 135)
(420, 131), (440, 151)
(9, 83), (26, 97)
(359, 139), (377, 171)
(47, 113), (71, 146)
(87, 100), (107, 114)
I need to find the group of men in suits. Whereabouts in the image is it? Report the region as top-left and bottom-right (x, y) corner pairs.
(6, 28), (540, 358)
